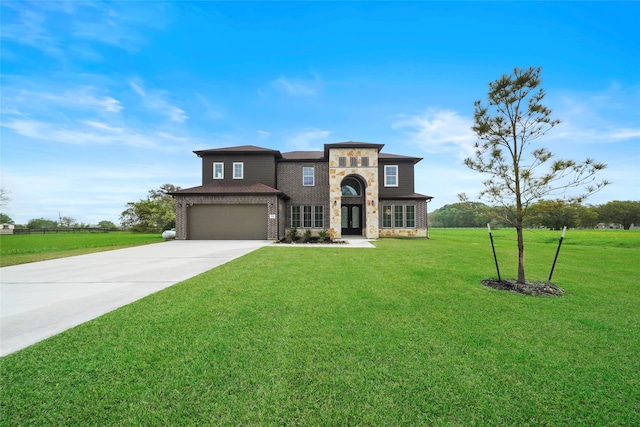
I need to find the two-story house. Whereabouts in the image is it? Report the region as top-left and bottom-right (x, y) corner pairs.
(171, 142), (432, 240)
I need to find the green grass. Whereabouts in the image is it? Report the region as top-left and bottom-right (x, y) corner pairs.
(1, 229), (639, 425)
(0, 232), (163, 266)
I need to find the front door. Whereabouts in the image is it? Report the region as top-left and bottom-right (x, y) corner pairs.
(341, 204), (362, 236)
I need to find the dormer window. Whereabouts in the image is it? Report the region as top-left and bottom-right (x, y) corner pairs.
(213, 162), (224, 179)
(233, 162), (244, 179)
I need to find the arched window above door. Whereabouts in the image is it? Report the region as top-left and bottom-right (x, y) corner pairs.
(341, 177), (362, 196)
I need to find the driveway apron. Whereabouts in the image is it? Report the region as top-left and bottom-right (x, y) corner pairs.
(0, 240), (271, 357)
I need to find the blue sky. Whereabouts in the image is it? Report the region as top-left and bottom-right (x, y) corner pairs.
(1, 1), (639, 225)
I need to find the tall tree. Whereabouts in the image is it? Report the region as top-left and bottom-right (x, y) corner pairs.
(0, 213), (14, 224)
(598, 200), (640, 230)
(465, 67), (608, 283)
(524, 199), (577, 229)
(120, 184), (181, 232)
(27, 218), (59, 229)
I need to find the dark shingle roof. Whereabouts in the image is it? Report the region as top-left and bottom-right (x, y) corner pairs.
(379, 193), (433, 201)
(171, 182), (285, 196)
(193, 145), (282, 158)
(379, 152), (423, 163)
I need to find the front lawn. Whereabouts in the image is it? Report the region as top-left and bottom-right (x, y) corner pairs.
(1, 229), (638, 425)
(0, 232), (163, 266)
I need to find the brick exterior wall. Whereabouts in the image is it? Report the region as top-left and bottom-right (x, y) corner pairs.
(174, 194), (280, 240)
(277, 161), (330, 230)
(377, 199), (428, 238)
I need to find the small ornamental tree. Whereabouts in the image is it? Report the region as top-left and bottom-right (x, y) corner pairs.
(465, 67), (608, 283)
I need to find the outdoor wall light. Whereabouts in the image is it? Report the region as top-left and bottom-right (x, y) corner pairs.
(371, 200), (375, 206)
(334, 200), (337, 206)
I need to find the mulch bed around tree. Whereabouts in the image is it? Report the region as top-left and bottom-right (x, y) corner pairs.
(481, 278), (564, 297)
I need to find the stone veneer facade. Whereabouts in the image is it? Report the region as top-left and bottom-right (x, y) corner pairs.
(328, 147), (380, 239)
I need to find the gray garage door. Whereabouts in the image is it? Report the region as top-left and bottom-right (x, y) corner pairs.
(187, 204), (268, 240)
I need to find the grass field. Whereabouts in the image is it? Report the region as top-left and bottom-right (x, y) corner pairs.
(0, 232), (163, 266)
(1, 229), (639, 425)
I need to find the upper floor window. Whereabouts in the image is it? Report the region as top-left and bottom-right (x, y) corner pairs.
(213, 162), (224, 179)
(361, 157), (369, 167)
(233, 162), (244, 179)
(384, 165), (398, 187)
(303, 166), (315, 186)
(350, 157), (358, 167)
(338, 157), (347, 167)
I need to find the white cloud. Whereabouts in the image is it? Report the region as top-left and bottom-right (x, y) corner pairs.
(1, 87), (123, 115)
(1, 118), (189, 150)
(550, 84), (640, 145)
(287, 128), (331, 151)
(129, 79), (188, 123)
(392, 109), (476, 158)
(168, 106), (188, 123)
(269, 74), (322, 97)
(0, 6), (64, 58)
(129, 80), (146, 97)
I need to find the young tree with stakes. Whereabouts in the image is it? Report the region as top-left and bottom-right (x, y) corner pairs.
(465, 67), (609, 284)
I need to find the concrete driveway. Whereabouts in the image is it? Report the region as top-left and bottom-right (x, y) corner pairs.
(0, 240), (271, 357)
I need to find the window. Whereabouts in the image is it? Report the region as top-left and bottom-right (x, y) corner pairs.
(361, 157), (369, 167)
(213, 162), (224, 179)
(382, 204), (416, 228)
(338, 157), (347, 167)
(382, 205), (392, 228)
(303, 166), (314, 186)
(394, 205), (404, 227)
(292, 205), (324, 228)
(291, 206), (301, 228)
(303, 206), (312, 228)
(341, 177), (362, 196)
(314, 206), (324, 228)
(406, 206), (415, 228)
(384, 165), (398, 187)
(233, 162), (244, 179)
(350, 157), (358, 167)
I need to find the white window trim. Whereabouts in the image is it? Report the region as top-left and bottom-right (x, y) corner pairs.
(384, 165), (398, 187)
(233, 162), (244, 179)
(303, 166), (315, 186)
(213, 162), (224, 180)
